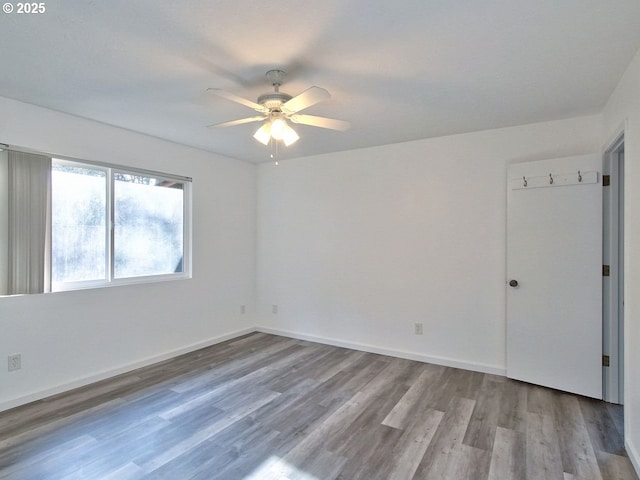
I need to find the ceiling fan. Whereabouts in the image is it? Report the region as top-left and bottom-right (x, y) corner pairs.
(207, 69), (350, 147)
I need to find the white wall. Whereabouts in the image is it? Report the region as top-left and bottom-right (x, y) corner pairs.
(602, 47), (640, 473)
(256, 116), (601, 374)
(0, 97), (256, 411)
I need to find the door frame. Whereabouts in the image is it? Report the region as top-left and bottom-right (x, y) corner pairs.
(603, 133), (625, 404)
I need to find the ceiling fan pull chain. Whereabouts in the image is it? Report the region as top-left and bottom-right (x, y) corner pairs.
(269, 137), (279, 165)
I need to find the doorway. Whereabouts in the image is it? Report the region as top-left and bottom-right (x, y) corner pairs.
(603, 134), (625, 404)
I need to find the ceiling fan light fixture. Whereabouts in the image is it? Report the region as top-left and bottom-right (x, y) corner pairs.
(253, 123), (271, 145)
(272, 117), (300, 146)
(282, 124), (299, 146)
(270, 117), (288, 140)
(255, 117), (299, 147)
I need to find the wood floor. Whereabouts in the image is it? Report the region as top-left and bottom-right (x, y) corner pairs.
(0, 333), (636, 480)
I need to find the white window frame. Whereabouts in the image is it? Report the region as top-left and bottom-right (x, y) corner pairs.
(51, 158), (192, 292)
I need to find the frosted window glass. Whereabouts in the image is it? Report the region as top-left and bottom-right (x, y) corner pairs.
(51, 165), (106, 283)
(114, 173), (184, 278)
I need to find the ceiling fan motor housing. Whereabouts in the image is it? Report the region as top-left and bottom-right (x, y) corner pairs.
(257, 92), (293, 110)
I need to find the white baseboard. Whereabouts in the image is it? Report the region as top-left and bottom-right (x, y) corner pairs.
(1, 325), (508, 413)
(627, 439), (640, 478)
(255, 326), (506, 376)
(0, 327), (256, 413)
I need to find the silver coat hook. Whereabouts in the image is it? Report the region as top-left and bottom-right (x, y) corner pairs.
(578, 170), (582, 182)
(549, 173), (554, 185)
(523, 176), (527, 187)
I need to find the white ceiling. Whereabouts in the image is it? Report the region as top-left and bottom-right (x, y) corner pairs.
(1, 0), (639, 163)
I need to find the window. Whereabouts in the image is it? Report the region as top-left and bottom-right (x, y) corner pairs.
(113, 172), (185, 279)
(51, 159), (190, 291)
(52, 163), (107, 284)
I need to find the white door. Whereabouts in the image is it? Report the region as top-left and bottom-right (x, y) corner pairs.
(506, 154), (602, 399)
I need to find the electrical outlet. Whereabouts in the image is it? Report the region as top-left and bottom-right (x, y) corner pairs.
(8, 354), (21, 372)
(240, 305), (246, 315)
(272, 304), (278, 314)
(414, 323), (424, 335)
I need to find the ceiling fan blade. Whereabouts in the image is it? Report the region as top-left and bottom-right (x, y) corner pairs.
(289, 114), (350, 131)
(282, 86), (330, 114)
(207, 116), (265, 128)
(207, 88), (269, 113)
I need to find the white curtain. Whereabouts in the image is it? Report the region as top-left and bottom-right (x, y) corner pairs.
(7, 151), (51, 294)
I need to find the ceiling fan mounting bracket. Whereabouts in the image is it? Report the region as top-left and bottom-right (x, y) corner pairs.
(258, 70), (292, 109)
(265, 69), (286, 86)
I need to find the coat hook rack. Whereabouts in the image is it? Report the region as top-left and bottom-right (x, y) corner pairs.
(511, 170), (596, 190)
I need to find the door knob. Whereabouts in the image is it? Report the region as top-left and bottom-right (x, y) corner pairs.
(509, 279), (518, 287)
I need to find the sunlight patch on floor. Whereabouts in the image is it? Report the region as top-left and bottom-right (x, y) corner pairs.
(244, 455), (318, 480)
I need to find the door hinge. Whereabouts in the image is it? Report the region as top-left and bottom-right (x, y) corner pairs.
(603, 265), (610, 277)
(603, 355), (610, 367)
(603, 175), (611, 186)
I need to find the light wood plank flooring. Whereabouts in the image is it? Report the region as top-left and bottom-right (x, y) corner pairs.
(0, 333), (636, 479)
